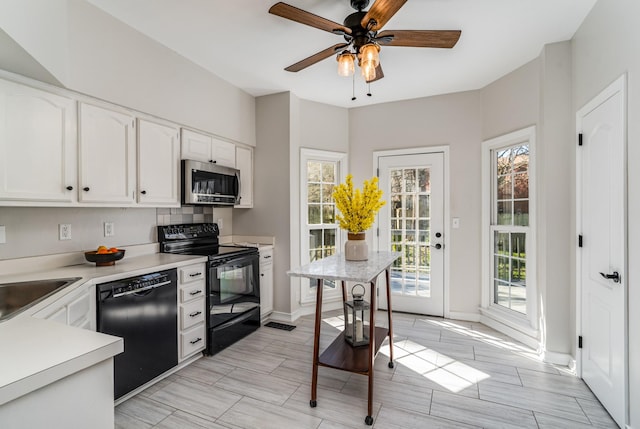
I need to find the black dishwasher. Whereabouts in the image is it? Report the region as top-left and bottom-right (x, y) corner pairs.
(96, 269), (178, 400)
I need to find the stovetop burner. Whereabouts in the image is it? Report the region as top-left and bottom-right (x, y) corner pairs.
(157, 223), (257, 260)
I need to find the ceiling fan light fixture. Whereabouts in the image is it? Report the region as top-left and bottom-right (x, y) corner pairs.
(361, 60), (377, 82)
(360, 43), (380, 68)
(337, 51), (355, 77)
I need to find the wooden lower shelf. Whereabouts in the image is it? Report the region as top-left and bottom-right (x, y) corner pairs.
(317, 327), (389, 374)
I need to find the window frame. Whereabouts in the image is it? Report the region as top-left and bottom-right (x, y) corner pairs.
(299, 148), (347, 304)
(481, 126), (538, 334)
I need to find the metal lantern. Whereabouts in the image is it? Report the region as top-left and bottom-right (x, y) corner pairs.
(343, 284), (370, 347)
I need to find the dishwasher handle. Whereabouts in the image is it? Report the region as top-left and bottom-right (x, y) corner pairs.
(112, 280), (173, 298)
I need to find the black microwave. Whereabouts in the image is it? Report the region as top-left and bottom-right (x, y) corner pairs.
(182, 159), (241, 206)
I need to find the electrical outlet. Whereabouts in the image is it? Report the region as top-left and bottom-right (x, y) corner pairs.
(104, 222), (115, 237)
(0, 225), (6, 244)
(217, 218), (224, 231)
(59, 224), (72, 240)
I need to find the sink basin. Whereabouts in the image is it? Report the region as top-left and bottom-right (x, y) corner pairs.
(0, 277), (81, 321)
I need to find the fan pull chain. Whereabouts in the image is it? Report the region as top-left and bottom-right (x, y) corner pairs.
(367, 82), (372, 97)
(351, 73), (356, 101)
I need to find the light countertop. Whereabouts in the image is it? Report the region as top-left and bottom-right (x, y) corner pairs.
(287, 251), (401, 283)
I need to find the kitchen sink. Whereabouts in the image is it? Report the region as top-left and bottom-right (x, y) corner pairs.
(0, 277), (81, 321)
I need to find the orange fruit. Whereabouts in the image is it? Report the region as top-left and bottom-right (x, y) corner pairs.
(109, 247), (119, 253)
(97, 245), (108, 252)
(97, 248), (109, 254)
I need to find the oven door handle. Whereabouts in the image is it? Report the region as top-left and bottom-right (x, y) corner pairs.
(213, 306), (259, 331)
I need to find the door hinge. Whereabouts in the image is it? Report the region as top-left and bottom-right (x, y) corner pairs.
(578, 235), (583, 248)
(578, 335), (583, 349)
(578, 133), (583, 146)
(376, 227), (379, 237)
(376, 168), (379, 177)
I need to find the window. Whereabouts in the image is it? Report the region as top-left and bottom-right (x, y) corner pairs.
(300, 149), (347, 303)
(482, 127), (536, 331)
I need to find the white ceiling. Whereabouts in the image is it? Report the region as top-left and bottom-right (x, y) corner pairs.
(86, 0), (596, 108)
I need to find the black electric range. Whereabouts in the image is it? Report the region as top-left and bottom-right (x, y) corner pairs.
(158, 223), (261, 355)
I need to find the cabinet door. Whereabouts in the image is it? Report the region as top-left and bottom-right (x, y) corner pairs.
(260, 264), (274, 318)
(211, 137), (236, 168)
(137, 119), (180, 206)
(234, 146), (253, 208)
(181, 128), (211, 162)
(79, 103), (136, 204)
(0, 79), (77, 203)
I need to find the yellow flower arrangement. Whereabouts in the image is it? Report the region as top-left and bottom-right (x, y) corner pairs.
(332, 174), (386, 233)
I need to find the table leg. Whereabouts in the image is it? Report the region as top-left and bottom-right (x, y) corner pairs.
(385, 267), (395, 368)
(366, 279), (376, 425)
(341, 280), (347, 302)
(310, 277), (323, 408)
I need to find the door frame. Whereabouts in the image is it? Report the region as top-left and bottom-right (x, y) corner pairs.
(372, 146), (450, 318)
(575, 74), (628, 421)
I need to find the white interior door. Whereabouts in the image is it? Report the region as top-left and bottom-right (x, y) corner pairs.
(378, 153), (444, 316)
(578, 76), (626, 428)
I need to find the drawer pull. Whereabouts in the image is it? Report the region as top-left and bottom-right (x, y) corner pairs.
(189, 272), (202, 277)
(263, 255), (272, 259)
(189, 289), (203, 296)
(189, 311), (202, 318)
(190, 337), (202, 345)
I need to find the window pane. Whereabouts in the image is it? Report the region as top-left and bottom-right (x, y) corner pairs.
(308, 205), (321, 224)
(511, 285), (526, 314)
(497, 175), (512, 200)
(497, 201), (512, 225)
(308, 162), (321, 182)
(494, 231), (510, 255)
(308, 183), (320, 203)
(391, 170), (403, 193)
(511, 233), (526, 258)
(418, 168), (430, 192)
(391, 195), (402, 218)
(511, 258), (526, 284)
(495, 281), (510, 307)
(404, 169), (416, 192)
(513, 173), (528, 199)
(418, 195), (430, 218)
(321, 184), (334, 203)
(495, 256), (510, 281)
(405, 219), (415, 231)
(405, 195), (415, 218)
(322, 162), (335, 183)
(514, 201), (529, 226)
(513, 146), (529, 172)
(323, 229), (336, 257)
(309, 230), (322, 262)
(496, 149), (511, 175)
(322, 204), (335, 223)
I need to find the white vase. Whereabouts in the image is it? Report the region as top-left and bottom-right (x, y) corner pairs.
(345, 232), (368, 261)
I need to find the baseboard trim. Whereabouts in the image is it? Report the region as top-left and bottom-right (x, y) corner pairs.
(541, 351), (574, 367)
(479, 314), (540, 350)
(269, 301), (344, 324)
(447, 311), (481, 322)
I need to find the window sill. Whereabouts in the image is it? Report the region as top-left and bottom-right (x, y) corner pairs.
(479, 305), (539, 349)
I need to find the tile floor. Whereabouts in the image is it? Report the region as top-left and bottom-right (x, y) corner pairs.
(115, 310), (618, 428)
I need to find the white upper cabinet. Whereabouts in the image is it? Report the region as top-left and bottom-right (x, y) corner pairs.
(181, 128), (236, 168)
(78, 102), (136, 205)
(234, 146), (253, 208)
(0, 79), (77, 204)
(137, 119), (180, 206)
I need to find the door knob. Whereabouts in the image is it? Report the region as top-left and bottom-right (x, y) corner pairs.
(599, 271), (621, 283)
(83, 187), (90, 192)
(435, 232), (442, 238)
(66, 186), (73, 191)
(432, 243), (442, 250)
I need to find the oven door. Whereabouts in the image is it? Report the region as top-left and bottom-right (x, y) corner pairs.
(208, 253), (260, 324)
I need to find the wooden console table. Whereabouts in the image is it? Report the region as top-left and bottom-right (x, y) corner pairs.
(287, 251), (401, 426)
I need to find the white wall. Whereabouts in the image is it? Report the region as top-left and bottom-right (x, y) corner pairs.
(349, 91), (483, 316)
(573, 0), (640, 426)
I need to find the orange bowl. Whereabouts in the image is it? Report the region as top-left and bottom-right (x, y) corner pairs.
(84, 249), (125, 266)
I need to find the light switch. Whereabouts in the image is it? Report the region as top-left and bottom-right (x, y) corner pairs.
(0, 225), (5, 244)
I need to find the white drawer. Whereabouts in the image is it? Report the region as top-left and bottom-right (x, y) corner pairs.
(180, 324), (206, 360)
(180, 298), (205, 330)
(179, 264), (205, 284)
(180, 281), (205, 303)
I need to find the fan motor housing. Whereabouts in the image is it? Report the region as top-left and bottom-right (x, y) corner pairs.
(350, 0), (369, 11)
(344, 11), (373, 49)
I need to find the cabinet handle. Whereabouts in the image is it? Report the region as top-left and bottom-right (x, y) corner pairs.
(83, 187), (90, 192)
(189, 289), (203, 296)
(209, 160), (217, 164)
(189, 272), (202, 277)
(264, 255), (272, 259)
(66, 186), (73, 191)
(261, 274), (264, 277)
(189, 311), (202, 318)
(190, 337), (202, 345)
(141, 190), (147, 195)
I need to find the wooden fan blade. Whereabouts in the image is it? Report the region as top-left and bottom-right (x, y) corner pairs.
(269, 2), (351, 35)
(360, 0), (407, 31)
(284, 43), (349, 72)
(366, 63), (384, 83)
(376, 30), (461, 48)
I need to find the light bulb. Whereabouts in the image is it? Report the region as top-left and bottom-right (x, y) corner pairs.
(337, 51), (355, 77)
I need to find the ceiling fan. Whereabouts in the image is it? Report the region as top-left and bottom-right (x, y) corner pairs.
(269, 0), (462, 83)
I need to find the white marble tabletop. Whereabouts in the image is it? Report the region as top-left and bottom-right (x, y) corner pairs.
(287, 251), (401, 283)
